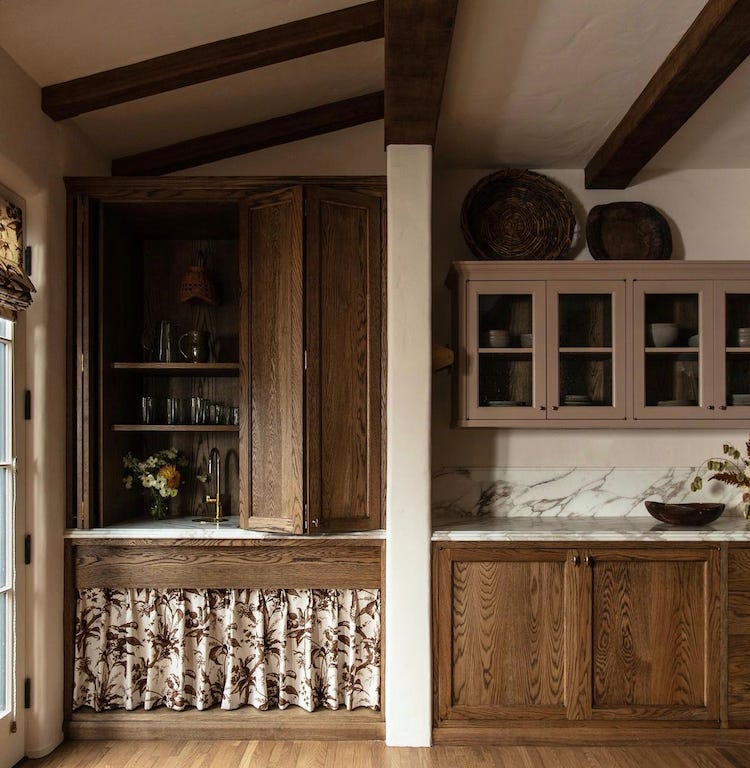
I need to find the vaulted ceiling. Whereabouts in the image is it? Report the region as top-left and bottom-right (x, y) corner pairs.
(0, 0), (748, 173)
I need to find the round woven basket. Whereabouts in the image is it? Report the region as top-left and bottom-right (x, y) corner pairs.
(460, 169), (576, 260)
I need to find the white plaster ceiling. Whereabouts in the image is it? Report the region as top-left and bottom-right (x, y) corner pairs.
(0, 0), (748, 170)
(436, 0), (750, 170)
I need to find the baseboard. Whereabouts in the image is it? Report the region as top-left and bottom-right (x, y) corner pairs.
(433, 724), (750, 746)
(66, 707), (384, 741)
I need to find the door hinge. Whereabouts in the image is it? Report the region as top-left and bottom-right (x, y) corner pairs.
(80, 353), (84, 373)
(24, 390), (31, 420)
(24, 534), (31, 565)
(24, 246), (32, 276)
(10, 720), (17, 733)
(304, 350), (308, 371)
(24, 678), (31, 709)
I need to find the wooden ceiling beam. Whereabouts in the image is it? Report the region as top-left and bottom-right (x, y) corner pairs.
(585, 0), (750, 189)
(111, 91), (385, 176)
(384, 0), (458, 146)
(42, 1), (384, 121)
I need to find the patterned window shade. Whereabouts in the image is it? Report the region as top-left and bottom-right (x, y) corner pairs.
(0, 197), (34, 319)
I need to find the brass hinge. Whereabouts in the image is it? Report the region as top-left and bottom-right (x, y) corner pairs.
(80, 352), (84, 373)
(10, 720), (17, 733)
(304, 350), (308, 371)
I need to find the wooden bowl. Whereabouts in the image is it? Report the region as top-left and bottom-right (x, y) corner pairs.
(645, 501), (725, 526)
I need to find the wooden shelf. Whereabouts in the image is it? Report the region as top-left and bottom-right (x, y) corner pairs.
(559, 347), (613, 354)
(111, 362), (240, 376)
(725, 347), (750, 353)
(478, 347), (532, 354)
(112, 424), (239, 433)
(644, 347), (698, 354)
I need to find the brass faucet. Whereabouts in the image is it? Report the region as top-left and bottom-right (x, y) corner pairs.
(205, 447), (225, 522)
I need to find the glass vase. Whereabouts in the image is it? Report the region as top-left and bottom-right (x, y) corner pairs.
(150, 492), (168, 520)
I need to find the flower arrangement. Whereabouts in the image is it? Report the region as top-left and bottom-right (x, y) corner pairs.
(123, 448), (188, 520)
(691, 437), (750, 519)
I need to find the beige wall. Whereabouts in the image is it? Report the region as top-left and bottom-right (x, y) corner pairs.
(0, 46), (107, 758)
(432, 168), (750, 471)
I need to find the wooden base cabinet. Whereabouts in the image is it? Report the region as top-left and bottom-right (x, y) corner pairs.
(433, 543), (721, 733)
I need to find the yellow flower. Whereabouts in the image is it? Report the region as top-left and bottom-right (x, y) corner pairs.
(157, 464), (181, 490)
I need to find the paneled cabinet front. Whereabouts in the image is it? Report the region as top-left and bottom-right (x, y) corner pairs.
(433, 543), (720, 729)
(242, 186), (384, 534)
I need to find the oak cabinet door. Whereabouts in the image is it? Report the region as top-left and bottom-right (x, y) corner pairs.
(241, 187), (305, 534)
(305, 187), (383, 532)
(727, 546), (750, 724)
(434, 545), (578, 723)
(588, 547), (720, 722)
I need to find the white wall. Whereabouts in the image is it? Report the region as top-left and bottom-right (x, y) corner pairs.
(385, 146), (433, 747)
(0, 46), (107, 759)
(432, 167), (750, 472)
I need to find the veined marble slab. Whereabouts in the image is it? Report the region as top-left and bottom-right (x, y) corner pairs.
(432, 515), (750, 542)
(432, 467), (741, 522)
(65, 515), (386, 540)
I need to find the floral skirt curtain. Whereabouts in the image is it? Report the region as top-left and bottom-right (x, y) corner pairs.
(73, 587), (380, 713)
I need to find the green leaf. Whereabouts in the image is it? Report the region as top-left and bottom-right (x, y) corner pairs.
(691, 477), (703, 492)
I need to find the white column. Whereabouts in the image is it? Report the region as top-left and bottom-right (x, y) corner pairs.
(385, 144), (432, 747)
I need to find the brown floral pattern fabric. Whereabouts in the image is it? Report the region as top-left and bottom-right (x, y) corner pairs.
(0, 197), (34, 317)
(73, 588), (380, 713)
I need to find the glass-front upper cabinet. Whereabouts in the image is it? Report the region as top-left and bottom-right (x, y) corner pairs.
(546, 281), (627, 419)
(633, 280), (713, 419)
(715, 281), (750, 418)
(465, 280), (545, 420)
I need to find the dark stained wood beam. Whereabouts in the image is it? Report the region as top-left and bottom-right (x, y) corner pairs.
(585, 0), (750, 189)
(385, 0), (458, 145)
(42, 1), (384, 121)
(111, 91), (384, 176)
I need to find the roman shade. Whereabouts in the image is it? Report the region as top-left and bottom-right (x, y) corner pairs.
(0, 196), (34, 318)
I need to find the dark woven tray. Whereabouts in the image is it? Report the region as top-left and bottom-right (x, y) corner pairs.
(460, 170), (576, 261)
(586, 202), (672, 260)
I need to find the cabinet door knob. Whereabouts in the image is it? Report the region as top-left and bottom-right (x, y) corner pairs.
(584, 555), (594, 567)
(538, 405), (546, 411)
(571, 554), (580, 566)
(551, 405), (559, 411)
(719, 405), (727, 411)
(707, 405), (715, 410)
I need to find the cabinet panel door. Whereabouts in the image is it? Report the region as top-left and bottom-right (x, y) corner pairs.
(633, 280), (713, 419)
(546, 280), (627, 420)
(434, 545), (577, 723)
(306, 187), (383, 532)
(589, 547), (720, 721)
(714, 281), (750, 418)
(464, 280), (546, 421)
(241, 188), (304, 533)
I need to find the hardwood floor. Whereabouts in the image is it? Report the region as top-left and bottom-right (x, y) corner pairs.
(24, 741), (750, 768)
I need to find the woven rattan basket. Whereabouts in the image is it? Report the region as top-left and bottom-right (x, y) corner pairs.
(460, 169), (576, 260)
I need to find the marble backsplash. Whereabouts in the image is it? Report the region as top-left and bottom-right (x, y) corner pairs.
(432, 467), (742, 521)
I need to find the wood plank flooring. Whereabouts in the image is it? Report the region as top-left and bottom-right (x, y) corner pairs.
(23, 741), (750, 768)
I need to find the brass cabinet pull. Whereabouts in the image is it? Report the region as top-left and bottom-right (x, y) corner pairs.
(571, 554), (580, 566)
(719, 405), (727, 410)
(585, 554), (594, 567)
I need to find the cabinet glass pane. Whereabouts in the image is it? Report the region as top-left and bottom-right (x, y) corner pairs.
(478, 353), (532, 408)
(559, 353), (613, 406)
(725, 294), (750, 347)
(644, 353), (699, 406)
(644, 294), (699, 348)
(559, 294), (612, 348)
(726, 354), (750, 406)
(478, 294), (533, 349)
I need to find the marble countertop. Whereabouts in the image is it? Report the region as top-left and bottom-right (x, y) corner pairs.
(65, 516), (386, 540)
(432, 514), (750, 542)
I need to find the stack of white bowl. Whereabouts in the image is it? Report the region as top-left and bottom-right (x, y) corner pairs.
(485, 329), (511, 348)
(738, 328), (750, 347)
